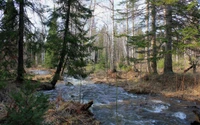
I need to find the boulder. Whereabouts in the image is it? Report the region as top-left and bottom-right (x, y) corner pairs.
(65, 82), (73, 86)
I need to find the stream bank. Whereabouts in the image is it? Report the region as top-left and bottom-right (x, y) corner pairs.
(90, 70), (200, 104)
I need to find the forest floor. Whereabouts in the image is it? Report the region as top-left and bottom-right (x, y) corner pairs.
(90, 69), (200, 104)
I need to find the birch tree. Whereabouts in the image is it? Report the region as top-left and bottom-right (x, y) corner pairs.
(146, 0), (151, 73)
(110, 0), (116, 72)
(126, 1), (130, 65)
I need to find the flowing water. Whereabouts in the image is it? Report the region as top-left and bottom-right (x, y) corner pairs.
(34, 70), (198, 125)
(28, 69), (50, 75)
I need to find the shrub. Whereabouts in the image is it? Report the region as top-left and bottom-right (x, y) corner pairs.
(118, 62), (131, 71)
(0, 70), (9, 89)
(157, 59), (164, 69)
(4, 81), (49, 125)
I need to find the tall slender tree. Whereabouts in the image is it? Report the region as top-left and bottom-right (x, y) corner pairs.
(50, 0), (93, 88)
(110, 0), (116, 72)
(151, 0), (158, 74)
(146, 0), (151, 73)
(0, 0), (18, 71)
(164, 3), (173, 74)
(45, 8), (61, 68)
(126, 1), (130, 65)
(15, 0), (45, 81)
(51, 0), (71, 87)
(16, 0), (25, 82)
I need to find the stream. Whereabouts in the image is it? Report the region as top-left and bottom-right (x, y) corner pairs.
(32, 70), (198, 125)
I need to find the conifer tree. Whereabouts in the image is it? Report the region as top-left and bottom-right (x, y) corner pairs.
(16, 0), (25, 81)
(45, 9), (61, 68)
(0, 0), (46, 81)
(0, 0), (18, 72)
(50, 0), (71, 87)
(164, 2), (173, 74)
(15, 0), (45, 81)
(50, 0), (93, 87)
(151, 0), (158, 74)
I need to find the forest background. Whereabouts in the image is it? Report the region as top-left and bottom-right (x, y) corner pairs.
(1, 0), (200, 124)
(0, 0), (200, 93)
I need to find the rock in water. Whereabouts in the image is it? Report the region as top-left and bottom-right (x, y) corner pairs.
(80, 100), (93, 111)
(65, 82), (73, 86)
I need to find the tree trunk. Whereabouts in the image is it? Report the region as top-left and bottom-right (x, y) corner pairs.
(61, 60), (67, 76)
(51, 0), (71, 88)
(126, 2), (130, 65)
(146, 0), (151, 73)
(131, 2), (135, 60)
(110, 0), (116, 72)
(89, 0), (96, 37)
(151, 0), (158, 74)
(193, 63), (197, 73)
(16, 0), (25, 82)
(164, 4), (173, 74)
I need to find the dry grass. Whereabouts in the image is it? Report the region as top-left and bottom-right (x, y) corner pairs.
(25, 68), (55, 82)
(31, 74), (52, 81)
(45, 93), (100, 125)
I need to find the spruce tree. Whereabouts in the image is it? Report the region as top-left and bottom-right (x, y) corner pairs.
(15, 0), (45, 81)
(151, 0), (158, 74)
(45, 9), (61, 68)
(0, 0), (45, 80)
(16, 0), (25, 81)
(50, 0), (93, 87)
(0, 0), (18, 72)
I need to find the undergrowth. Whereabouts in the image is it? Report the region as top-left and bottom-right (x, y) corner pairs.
(3, 81), (49, 125)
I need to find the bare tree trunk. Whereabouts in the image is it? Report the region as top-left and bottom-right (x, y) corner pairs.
(51, 0), (71, 88)
(126, 2), (130, 65)
(131, 2), (136, 67)
(110, 0), (116, 72)
(151, 0), (158, 74)
(164, 4), (173, 74)
(16, 0), (25, 82)
(89, 0), (96, 37)
(146, 0), (151, 73)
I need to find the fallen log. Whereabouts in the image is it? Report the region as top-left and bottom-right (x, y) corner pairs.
(45, 100), (99, 125)
(191, 110), (200, 125)
(184, 65), (193, 73)
(80, 100), (93, 111)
